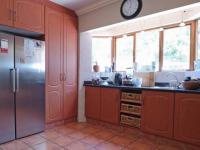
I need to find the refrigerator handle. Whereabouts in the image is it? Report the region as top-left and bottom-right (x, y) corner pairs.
(10, 69), (16, 93)
(16, 68), (19, 92)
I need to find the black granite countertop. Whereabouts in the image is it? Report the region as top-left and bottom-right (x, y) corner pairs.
(84, 81), (200, 94)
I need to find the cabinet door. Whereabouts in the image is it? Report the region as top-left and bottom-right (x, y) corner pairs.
(14, 0), (44, 33)
(174, 93), (200, 146)
(63, 16), (78, 119)
(101, 88), (120, 125)
(85, 87), (101, 120)
(0, 0), (13, 26)
(141, 91), (174, 138)
(45, 7), (64, 123)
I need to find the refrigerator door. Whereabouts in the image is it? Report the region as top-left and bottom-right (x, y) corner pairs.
(15, 36), (45, 138)
(0, 33), (15, 144)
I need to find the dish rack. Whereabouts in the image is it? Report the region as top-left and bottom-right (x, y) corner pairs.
(120, 90), (142, 128)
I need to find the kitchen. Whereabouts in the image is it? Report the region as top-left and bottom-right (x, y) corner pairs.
(0, 0), (200, 150)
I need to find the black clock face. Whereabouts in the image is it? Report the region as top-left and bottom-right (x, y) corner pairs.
(120, 0), (142, 19)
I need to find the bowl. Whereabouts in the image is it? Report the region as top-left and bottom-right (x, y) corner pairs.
(182, 80), (200, 90)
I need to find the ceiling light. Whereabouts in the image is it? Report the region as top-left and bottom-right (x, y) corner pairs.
(140, 30), (145, 34)
(179, 22), (186, 27)
(123, 34), (128, 38)
(158, 27), (164, 31)
(179, 11), (186, 27)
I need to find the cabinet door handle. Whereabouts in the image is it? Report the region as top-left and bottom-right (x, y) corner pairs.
(10, 69), (16, 93)
(60, 74), (63, 81)
(16, 68), (19, 92)
(13, 11), (16, 22)
(63, 73), (66, 81)
(9, 9), (12, 21)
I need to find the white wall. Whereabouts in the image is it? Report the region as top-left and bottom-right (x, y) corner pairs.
(79, 0), (200, 32)
(78, 32), (92, 122)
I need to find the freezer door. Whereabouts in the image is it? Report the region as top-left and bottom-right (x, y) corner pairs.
(0, 33), (15, 144)
(15, 36), (45, 138)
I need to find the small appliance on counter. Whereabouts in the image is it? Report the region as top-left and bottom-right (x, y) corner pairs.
(100, 72), (110, 85)
(122, 75), (134, 86)
(114, 73), (122, 86)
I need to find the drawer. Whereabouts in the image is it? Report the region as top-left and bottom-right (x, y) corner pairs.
(121, 103), (141, 115)
(120, 115), (141, 128)
(121, 92), (141, 104)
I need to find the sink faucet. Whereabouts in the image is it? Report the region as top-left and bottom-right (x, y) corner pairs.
(166, 72), (181, 89)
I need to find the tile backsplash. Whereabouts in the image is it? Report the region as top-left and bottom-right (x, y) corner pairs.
(91, 71), (200, 85)
(155, 71), (200, 83)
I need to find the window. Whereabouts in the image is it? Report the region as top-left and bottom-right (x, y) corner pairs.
(116, 36), (134, 71)
(92, 37), (112, 71)
(198, 20), (200, 59)
(135, 30), (160, 72)
(163, 26), (191, 71)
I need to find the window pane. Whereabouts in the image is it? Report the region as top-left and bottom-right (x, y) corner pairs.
(116, 36), (134, 71)
(135, 30), (159, 72)
(198, 20), (200, 59)
(92, 38), (112, 71)
(163, 26), (190, 71)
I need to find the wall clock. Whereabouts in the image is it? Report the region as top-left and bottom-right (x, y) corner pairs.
(120, 0), (143, 20)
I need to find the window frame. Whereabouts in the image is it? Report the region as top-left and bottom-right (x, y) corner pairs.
(91, 36), (113, 71)
(92, 20), (197, 72)
(160, 22), (195, 71)
(114, 34), (135, 71)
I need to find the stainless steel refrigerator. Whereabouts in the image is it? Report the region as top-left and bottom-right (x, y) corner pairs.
(0, 32), (45, 144)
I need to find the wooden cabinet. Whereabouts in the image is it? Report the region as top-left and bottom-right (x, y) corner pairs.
(101, 88), (120, 125)
(14, 0), (44, 33)
(63, 16), (78, 119)
(85, 87), (101, 120)
(0, 0), (44, 33)
(174, 93), (200, 146)
(45, 7), (78, 123)
(0, 0), (13, 26)
(85, 87), (120, 124)
(45, 7), (64, 123)
(141, 91), (174, 138)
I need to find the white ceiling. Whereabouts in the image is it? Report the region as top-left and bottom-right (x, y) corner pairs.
(50, 0), (119, 15)
(50, 0), (99, 11)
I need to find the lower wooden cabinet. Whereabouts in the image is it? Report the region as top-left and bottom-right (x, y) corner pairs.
(85, 87), (101, 120)
(101, 88), (120, 125)
(46, 90), (63, 123)
(64, 86), (77, 119)
(85, 87), (120, 124)
(174, 93), (200, 146)
(141, 91), (174, 138)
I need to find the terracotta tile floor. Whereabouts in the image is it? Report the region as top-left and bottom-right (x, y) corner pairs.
(0, 122), (199, 150)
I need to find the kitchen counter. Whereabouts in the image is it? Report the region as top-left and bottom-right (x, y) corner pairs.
(84, 81), (200, 94)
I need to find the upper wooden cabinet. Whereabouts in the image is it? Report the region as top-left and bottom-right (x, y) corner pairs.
(101, 88), (120, 125)
(85, 87), (101, 120)
(63, 16), (78, 86)
(174, 93), (200, 146)
(141, 91), (174, 138)
(45, 7), (64, 123)
(63, 16), (78, 119)
(0, 0), (13, 26)
(0, 0), (44, 33)
(14, 0), (44, 33)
